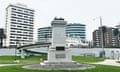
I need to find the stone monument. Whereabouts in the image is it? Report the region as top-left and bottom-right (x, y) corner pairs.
(22, 18), (95, 70)
(48, 17), (72, 63)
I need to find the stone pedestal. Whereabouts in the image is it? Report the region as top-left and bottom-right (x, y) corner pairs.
(48, 47), (72, 62)
(47, 17), (72, 63)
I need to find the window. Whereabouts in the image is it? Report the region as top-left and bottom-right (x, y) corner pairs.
(23, 32), (27, 34)
(29, 38), (33, 39)
(24, 11), (28, 13)
(30, 12), (33, 14)
(17, 31), (21, 33)
(29, 17), (33, 19)
(17, 26), (22, 28)
(17, 15), (22, 17)
(24, 21), (28, 23)
(11, 30), (16, 32)
(10, 42), (15, 44)
(17, 37), (21, 39)
(10, 36), (15, 38)
(11, 25), (16, 27)
(12, 14), (16, 16)
(29, 32), (33, 34)
(18, 9), (22, 11)
(24, 16), (28, 18)
(17, 20), (22, 22)
(12, 8), (16, 10)
(29, 20), (33, 21)
(30, 22), (33, 24)
(23, 37), (27, 39)
(23, 26), (27, 28)
(11, 19), (16, 21)
(29, 27), (33, 29)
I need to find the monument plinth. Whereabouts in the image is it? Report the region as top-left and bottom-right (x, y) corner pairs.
(22, 18), (95, 70)
(48, 18), (72, 63)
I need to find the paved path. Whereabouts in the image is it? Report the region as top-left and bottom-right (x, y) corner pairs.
(0, 64), (18, 67)
(0, 59), (120, 67)
(91, 59), (120, 66)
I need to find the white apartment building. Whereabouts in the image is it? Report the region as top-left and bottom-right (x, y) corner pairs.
(5, 3), (34, 47)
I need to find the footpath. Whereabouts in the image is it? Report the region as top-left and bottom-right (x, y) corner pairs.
(0, 64), (18, 67)
(91, 59), (120, 66)
(0, 59), (120, 67)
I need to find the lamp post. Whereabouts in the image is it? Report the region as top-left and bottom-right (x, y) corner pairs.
(100, 16), (104, 48)
(100, 16), (105, 58)
(15, 38), (20, 60)
(93, 16), (105, 58)
(15, 40), (18, 60)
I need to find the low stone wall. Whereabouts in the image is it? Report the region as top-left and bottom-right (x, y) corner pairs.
(0, 48), (120, 59)
(0, 48), (19, 56)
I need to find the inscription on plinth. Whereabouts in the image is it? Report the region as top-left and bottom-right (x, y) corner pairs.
(56, 54), (66, 59)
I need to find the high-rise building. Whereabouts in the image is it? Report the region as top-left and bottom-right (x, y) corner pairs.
(5, 3), (34, 47)
(93, 26), (118, 48)
(37, 23), (86, 42)
(38, 27), (52, 42)
(66, 23), (86, 39)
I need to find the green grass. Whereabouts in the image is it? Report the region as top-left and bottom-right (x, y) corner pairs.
(0, 56), (120, 72)
(72, 56), (104, 63)
(19, 56), (41, 65)
(0, 56), (103, 64)
(0, 56), (17, 64)
(0, 56), (41, 64)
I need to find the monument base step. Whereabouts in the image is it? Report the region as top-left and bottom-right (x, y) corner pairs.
(41, 60), (79, 65)
(23, 63), (95, 70)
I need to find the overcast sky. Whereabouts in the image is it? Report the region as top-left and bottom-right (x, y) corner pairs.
(0, 0), (120, 41)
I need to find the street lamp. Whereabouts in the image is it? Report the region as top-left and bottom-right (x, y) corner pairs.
(99, 16), (104, 48)
(15, 38), (20, 60)
(93, 16), (105, 58)
(15, 40), (18, 60)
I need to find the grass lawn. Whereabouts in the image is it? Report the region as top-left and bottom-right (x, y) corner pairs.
(0, 56), (16, 64)
(0, 56), (41, 64)
(72, 56), (104, 63)
(0, 56), (120, 72)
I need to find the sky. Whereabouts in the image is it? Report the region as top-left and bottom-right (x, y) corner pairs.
(0, 0), (120, 41)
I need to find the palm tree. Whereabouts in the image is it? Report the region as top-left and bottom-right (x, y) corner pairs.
(113, 28), (119, 47)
